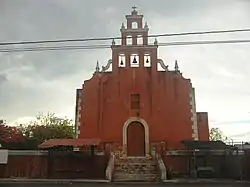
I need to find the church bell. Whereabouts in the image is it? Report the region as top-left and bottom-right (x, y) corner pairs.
(132, 56), (137, 64)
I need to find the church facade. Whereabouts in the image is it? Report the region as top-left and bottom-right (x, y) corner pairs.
(75, 8), (209, 157)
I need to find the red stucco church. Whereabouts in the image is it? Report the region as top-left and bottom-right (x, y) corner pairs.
(3, 8), (250, 182)
(75, 7), (209, 158)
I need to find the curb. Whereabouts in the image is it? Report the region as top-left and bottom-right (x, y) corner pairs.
(0, 179), (250, 185)
(163, 179), (250, 185)
(0, 179), (110, 184)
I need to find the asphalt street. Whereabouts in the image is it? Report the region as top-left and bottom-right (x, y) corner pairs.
(1, 183), (249, 187)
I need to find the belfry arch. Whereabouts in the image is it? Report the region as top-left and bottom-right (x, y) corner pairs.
(123, 117), (149, 156)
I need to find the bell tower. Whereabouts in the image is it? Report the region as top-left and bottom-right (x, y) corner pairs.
(111, 7), (158, 73)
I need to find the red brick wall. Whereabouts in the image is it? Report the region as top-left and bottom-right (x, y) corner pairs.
(197, 112), (209, 141)
(79, 67), (194, 149)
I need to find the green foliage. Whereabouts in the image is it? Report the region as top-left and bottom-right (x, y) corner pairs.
(19, 112), (75, 144)
(1, 112), (75, 150)
(0, 138), (39, 150)
(209, 127), (228, 142)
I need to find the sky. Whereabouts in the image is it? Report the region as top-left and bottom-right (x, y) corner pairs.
(0, 0), (250, 142)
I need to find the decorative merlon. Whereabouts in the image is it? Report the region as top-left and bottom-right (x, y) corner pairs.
(95, 60), (100, 73)
(174, 60), (179, 72)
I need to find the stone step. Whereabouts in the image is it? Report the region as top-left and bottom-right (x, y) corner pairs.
(114, 165), (156, 172)
(115, 161), (156, 165)
(114, 170), (157, 175)
(115, 164), (156, 169)
(112, 156), (160, 182)
(114, 168), (156, 173)
(113, 173), (158, 182)
(115, 163), (157, 167)
(114, 169), (157, 175)
(117, 157), (153, 162)
(116, 159), (156, 165)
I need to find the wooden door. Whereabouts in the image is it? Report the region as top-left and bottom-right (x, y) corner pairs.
(127, 122), (145, 156)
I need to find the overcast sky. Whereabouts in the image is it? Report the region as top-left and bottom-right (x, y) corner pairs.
(0, 0), (250, 141)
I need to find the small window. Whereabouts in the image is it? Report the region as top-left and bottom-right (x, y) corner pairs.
(130, 54), (139, 67)
(132, 22), (138, 29)
(137, 35), (143, 45)
(131, 94), (140, 109)
(127, 35), (132, 45)
(118, 54), (126, 67)
(144, 54), (151, 67)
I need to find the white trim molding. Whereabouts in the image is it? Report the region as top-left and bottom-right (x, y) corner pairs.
(122, 117), (150, 156)
(189, 87), (199, 140)
(75, 89), (82, 138)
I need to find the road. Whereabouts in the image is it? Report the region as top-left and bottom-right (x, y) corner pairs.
(1, 183), (249, 187)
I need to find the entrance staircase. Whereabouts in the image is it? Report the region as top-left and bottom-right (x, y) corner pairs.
(111, 156), (160, 182)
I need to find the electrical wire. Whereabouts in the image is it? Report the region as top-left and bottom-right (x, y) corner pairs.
(0, 28), (250, 46)
(0, 39), (250, 53)
(159, 39), (250, 46)
(0, 44), (110, 52)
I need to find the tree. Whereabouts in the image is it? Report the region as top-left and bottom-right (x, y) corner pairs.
(19, 112), (75, 144)
(0, 113), (75, 150)
(0, 120), (31, 149)
(0, 120), (24, 142)
(209, 127), (228, 142)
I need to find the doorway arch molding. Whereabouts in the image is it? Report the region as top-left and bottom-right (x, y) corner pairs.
(123, 117), (149, 156)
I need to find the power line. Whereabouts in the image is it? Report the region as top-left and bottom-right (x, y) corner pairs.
(0, 44), (109, 53)
(0, 28), (250, 46)
(160, 39), (250, 46)
(0, 39), (250, 53)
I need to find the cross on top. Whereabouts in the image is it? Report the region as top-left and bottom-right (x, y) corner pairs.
(132, 6), (137, 11)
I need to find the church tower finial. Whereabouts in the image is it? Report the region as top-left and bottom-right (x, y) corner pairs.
(154, 38), (158, 45)
(174, 60), (179, 72)
(112, 38), (116, 45)
(95, 60), (100, 73)
(121, 22), (125, 29)
(131, 5), (138, 15)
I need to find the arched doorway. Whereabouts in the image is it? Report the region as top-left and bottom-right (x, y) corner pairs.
(127, 122), (145, 156)
(123, 117), (149, 156)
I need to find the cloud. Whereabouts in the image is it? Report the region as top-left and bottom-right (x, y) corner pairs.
(0, 0), (250, 141)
